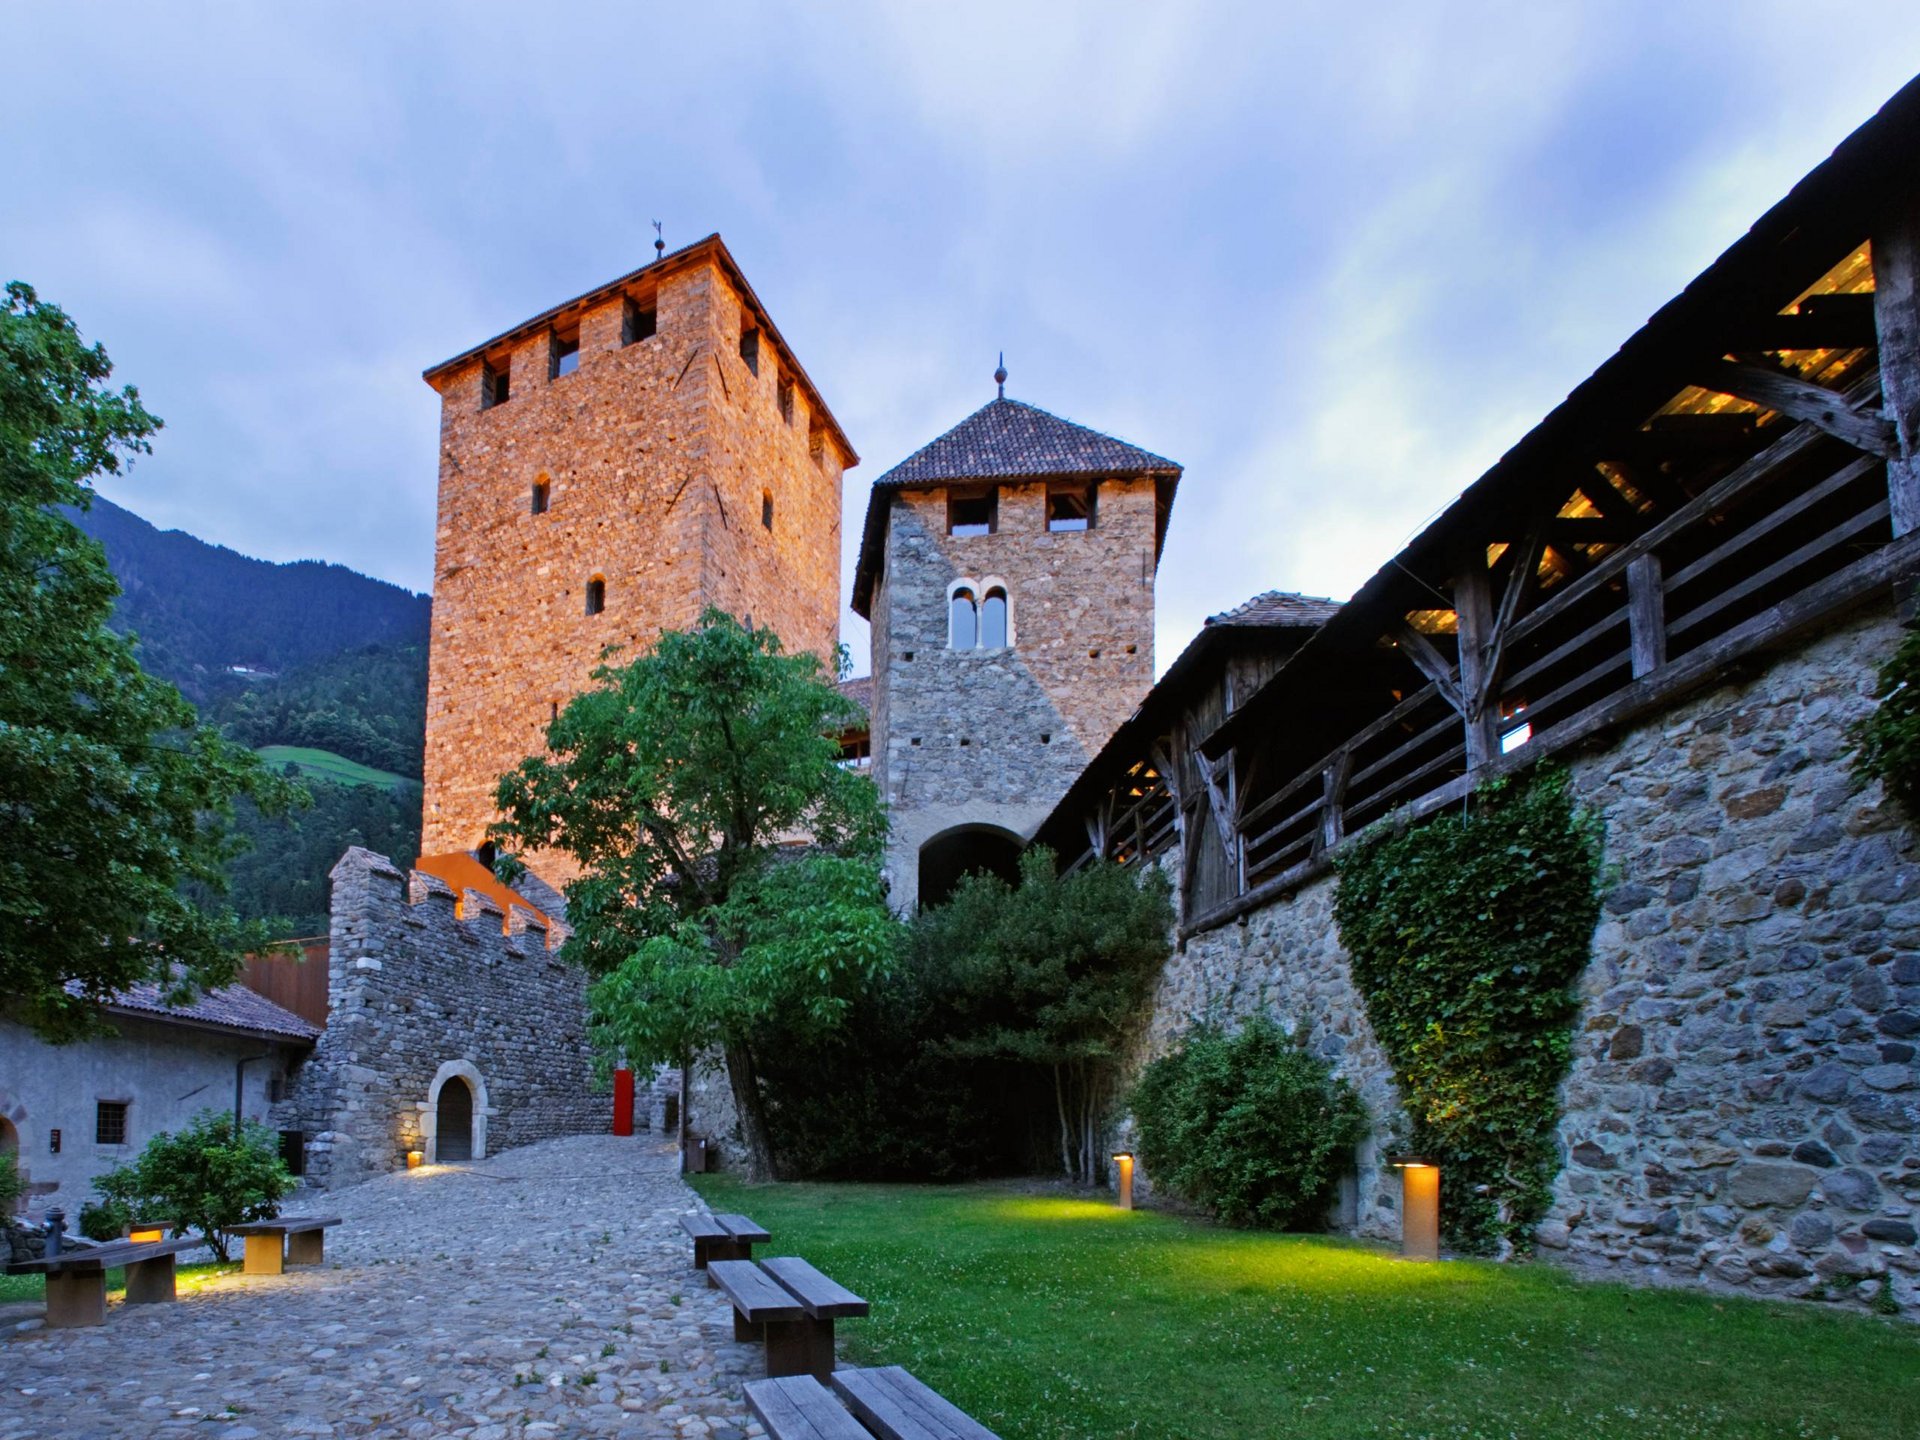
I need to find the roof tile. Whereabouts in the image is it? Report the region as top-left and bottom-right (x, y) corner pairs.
(873, 398), (1178, 488)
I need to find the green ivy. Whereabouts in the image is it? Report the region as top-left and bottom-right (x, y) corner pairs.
(1333, 767), (1604, 1255)
(1849, 622), (1920, 816)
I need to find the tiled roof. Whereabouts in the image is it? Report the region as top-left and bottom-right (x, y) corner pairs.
(873, 398), (1179, 489)
(104, 980), (321, 1043)
(1206, 590), (1342, 630)
(838, 676), (873, 716)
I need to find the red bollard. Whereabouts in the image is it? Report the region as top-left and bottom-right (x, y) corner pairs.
(613, 1066), (635, 1137)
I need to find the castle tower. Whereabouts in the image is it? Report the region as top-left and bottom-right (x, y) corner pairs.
(418, 236), (858, 876)
(851, 388), (1179, 910)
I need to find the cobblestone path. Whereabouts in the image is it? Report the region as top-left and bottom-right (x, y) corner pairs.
(2, 1135), (766, 1439)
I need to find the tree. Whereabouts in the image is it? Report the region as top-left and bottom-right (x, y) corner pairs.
(491, 609), (890, 1179)
(92, 1111), (293, 1261)
(0, 282), (301, 1042)
(912, 849), (1173, 1184)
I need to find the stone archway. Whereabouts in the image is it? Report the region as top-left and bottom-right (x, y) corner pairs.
(420, 1061), (490, 1164)
(917, 824), (1024, 909)
(0, 1088), (29, 1208)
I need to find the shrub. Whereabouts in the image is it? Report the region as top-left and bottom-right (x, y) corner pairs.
(1130, 1017), (1368, 1229)
(78, 1197), (131, 1242)
(0, 1146), (23, 1218)
(92, 1110), (292, 1260)
(1851, 623), (1920, 816)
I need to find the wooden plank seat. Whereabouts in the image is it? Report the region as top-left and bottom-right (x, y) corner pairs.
(743, 1375), (871, 1440)
(831, 1366), (1002, 1440)
(8, 1236), (205, 1328)
(681, 1211), (770, 1276)
(227, 1215), (342, 1275)
(757, 1256), (870, 1382)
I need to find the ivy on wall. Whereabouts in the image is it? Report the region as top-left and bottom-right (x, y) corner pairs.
(1849, 622), (1920, 815)
(1333, 767), (1605, 1256)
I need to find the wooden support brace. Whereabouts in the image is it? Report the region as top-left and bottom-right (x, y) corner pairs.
(1453, 561), (1501, 770)
(44, 1271), (108, 1328)
(1695, 359), (1897, 460)
(1319, 750), (1352, 853)
(123, 1253), (178, 1305)
(1627, 553), (1667, 678)
(1392, 626), (1464, 714)
(1877, 195), (1920, 537)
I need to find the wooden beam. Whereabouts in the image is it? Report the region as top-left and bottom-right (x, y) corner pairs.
(1626, 553), (1667, 678)
(1547, 516), (1650, 544)
(1319, 750), (1351, 854)
(1876, 194), (1920, 535)
(1392, 626), (1464, 713)
(1695, 359), (1897, 459)
(1722, 293), (1880, 353)
(1453, 560), (1500, 769)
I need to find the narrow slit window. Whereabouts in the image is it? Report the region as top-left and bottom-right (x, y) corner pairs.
(1047, 484), (1094, 531)
(761, 491), (775, 531)
(777, 375), (795, 426)
(551, 328), (580, 379)
(585, 576), (606, 616)
(531, 478), (551, 515)
(950, 587), (978, 649)
(482, 362), (510, 409)
(739, 325), (760, 377)
(948, 489), (997, 537)
(622, 297), (656, 345)
(981, 587), (1009, 648)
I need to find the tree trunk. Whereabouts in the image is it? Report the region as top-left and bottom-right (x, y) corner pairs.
(1053, 1065), (1075, 1181)
(723, 1038), (779, 1182)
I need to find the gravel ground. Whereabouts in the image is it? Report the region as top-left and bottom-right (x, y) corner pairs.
(1, 1134), (768, 1439)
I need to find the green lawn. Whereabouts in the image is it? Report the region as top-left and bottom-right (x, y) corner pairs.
(0, 1260), (238, 1305)
(255, 745), (416, 790)
(692, 1176), (1920, 1440)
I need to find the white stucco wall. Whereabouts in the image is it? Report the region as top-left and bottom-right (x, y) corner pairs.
(0, 1015), (294, 1221)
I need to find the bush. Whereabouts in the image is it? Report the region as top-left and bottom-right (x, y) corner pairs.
(1852, 623), (1920, 816)
(1130, 1017), (1368, 1228)
(0, 1146), (23, 1218)
(78, 1197), (131, 1242)
(92, 1110), (292, 1260)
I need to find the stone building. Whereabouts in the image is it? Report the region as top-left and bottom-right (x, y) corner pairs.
(1035, 78), (1920, 1312)
(851, 386), (1180, 909)
(1, 982), (317, 1217)
(417, 234), (858, 873)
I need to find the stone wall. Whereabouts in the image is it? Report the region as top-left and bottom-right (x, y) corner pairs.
(1132, 604), (1920, 1315)
(421, 250), (851, 874)
(872, 477), (1160, 909)
(277, 848), (606, 1189)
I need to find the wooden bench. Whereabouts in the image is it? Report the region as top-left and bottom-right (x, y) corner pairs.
(227, 1215), (342, 1275)
(681, 1211), (770, 1275)
(7, 1236), (205, 1328)
(744, 1375), (870, 1440)
(832, 1366), (1002, 1440)
(711, 1256), (868, 1380)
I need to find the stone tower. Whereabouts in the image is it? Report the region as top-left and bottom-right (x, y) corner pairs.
(851, 391), (1180, 910)
(418, 236), (858, 875)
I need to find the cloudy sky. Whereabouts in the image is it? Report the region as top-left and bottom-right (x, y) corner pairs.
(8, 4), (1919, 675)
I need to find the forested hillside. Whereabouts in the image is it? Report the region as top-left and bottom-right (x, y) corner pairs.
(78, 494), (434, 934)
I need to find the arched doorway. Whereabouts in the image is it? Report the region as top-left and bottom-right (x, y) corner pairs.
(435, 1078), (473, 1162)
(422, 1060), (490, 1164)
(918, 825), (1024, 910)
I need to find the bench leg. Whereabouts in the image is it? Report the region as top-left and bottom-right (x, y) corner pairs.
(242, 1233), (285, 1276)
(286, 1230), (325, 1267)
(693, 1237), (712, 1270)
(732, 1309), (763, 1343)
(763, 1317), (835, 1381)
(124, 1253), (177, 1304)
(44, 1271), (107, 1328)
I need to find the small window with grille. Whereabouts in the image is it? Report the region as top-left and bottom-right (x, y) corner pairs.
(95, 1100), (129, 1146)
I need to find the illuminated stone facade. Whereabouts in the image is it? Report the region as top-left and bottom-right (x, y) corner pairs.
(419, 238), (855, 876)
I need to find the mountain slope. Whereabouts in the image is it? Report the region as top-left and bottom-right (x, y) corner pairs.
(69, 494), (430, 704)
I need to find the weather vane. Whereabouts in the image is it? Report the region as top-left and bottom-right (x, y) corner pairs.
(652, 220), (665, 259)
(995, 352), (1007, 400)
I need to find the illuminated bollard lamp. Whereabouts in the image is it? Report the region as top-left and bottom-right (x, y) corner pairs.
(1111, 1151), (1135, 1211)
(1388, 1154), (1440, 1260)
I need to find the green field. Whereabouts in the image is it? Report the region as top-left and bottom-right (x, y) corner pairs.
(0, 1260), (237, 1306)
(255, 745), (417, 790)
(692, 1176), (1920, 1440)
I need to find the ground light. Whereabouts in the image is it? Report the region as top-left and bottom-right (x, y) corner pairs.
(127, 1221), (166, 1244)
(1388, 1154), (1439, 1260)
(1111, 1151), (1135, 1210)
(405, 1149), (424, 1169)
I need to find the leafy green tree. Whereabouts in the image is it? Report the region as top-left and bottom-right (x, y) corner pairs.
(0, 282), (301, 1041)
(912, 849), (1173, 1184)
(491, 609), (890, 1179)
(1130, 1017), (1368, 1228)
(92, 1110), (293, 1261)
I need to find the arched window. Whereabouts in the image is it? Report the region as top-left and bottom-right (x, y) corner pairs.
(981, 587), (1008, 648)
(531, 478), (550, 514)
(585, 576), (606, 616)
(949, 586), (978, 649)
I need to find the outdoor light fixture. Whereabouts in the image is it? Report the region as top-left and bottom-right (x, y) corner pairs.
(128, 1222), (166, 1244)
(406, 1149), (424, 1169)
(1111, 1151), (1135, 1211)
(1388, 1155), (1440, 1261)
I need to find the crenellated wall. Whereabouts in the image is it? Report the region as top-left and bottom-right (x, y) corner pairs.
(276, 847), (606, 1189)
(1131, 605), (1920, 1315)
